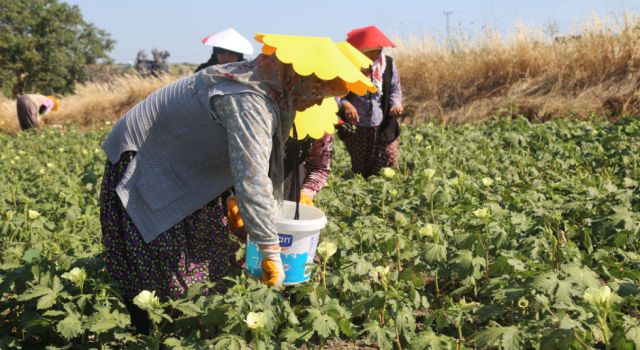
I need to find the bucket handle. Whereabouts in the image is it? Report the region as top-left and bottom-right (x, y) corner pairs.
(291, 125), (301, 220)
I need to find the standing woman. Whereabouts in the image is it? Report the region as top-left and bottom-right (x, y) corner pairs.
(99, 33), (375, 332)
(195, 28), (254, 72)
(339, 25), (404, 178)
(16, 94), (59, 130)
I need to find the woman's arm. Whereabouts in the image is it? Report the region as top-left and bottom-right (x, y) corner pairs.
(301, 134), (333, 197)
(388, 60), (403, 117)
(212, 93), (280, 246)
(388, 60), (402, 107)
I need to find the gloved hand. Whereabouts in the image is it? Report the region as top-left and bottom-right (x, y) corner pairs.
(226, 196), (244, 231)
(299, 191), (314, 206)
(260, 247), (285, 287)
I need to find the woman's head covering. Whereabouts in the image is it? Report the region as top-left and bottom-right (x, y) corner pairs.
(336, 41), (374, 69)
(46, 96), (59, 111)
(201, 28), (254, 55)
(284, 42), (372, 140)
(195, 29), (254, 72)
(292, 98), (339, 140)
(195, 47), (243, 73)
(255, 33), (376, 96)
(346, 25), (396, 52)
(255, 33), (378, 142)
(289, 43), (371, 140)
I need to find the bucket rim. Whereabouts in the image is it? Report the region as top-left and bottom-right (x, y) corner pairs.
(276, 201), (328, 232)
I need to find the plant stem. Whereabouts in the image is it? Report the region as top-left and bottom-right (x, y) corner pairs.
(478, 219), (489, 279)
(456, 313), (464, 345)
(430, 191), (435, 223)
(572, 329), (590, 349)
(322, 258), (327, 292)
(380, 285), (388, 326)
(599, 313), (610, 347)
(252, 330), (259, 349)
(147, 312), (161, 350)
(381, 184), (386, 217)
(396, 237), (401, 273)
(483, 218), (491, 278)
(395, 323), (403, 350)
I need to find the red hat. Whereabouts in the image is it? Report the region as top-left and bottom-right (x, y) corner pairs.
(346, 25), (396, 51)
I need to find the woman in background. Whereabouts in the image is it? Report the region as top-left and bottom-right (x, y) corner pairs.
(339, 25), (403, 178)
(16, 94), (59, 130)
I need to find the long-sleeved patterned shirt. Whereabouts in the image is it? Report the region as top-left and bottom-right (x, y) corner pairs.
(211, 92), (281, 245)
(301, 134), (333, 196)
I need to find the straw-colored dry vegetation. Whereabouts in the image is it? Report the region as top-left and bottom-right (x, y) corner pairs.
(397, 14), (640, 124)
(2, 14), (640, 131)
(0, 75), (173, 132)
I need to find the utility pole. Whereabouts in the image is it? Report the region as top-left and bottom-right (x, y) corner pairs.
(443, 10), (453, 52)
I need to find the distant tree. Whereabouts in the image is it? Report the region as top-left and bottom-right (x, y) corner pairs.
(0, 0), (115, 97)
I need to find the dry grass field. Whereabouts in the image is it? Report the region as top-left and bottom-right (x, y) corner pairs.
(2, 14), (640, 131)
(396, 14), (640, 124)
(0, 75), (173, 132)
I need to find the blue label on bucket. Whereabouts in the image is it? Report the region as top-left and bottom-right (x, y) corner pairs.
(279, 233), (293, 248)
(245, 236), (313, 285)
(281, 252), (309, 282)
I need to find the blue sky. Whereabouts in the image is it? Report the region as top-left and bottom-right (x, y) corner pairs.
(63, 0), (637, 63)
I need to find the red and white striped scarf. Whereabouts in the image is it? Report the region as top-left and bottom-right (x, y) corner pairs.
(368, 54), (386, 93)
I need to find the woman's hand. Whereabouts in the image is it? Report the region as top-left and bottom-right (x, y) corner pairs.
(299, 190), (314, 206)
(390, 105), (403, 117)
(341, 101), (359, 124)
(226, 196), (244, 231)
(258, 244), (284, 287)
(232, 191), (284, 287)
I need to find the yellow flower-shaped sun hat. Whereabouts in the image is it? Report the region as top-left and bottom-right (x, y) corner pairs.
(291, 98), (339, 140)
(255, 33), (376, 96)
(335, 41), (372, 69)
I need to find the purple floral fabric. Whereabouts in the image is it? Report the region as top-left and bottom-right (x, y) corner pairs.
(100, 151), (230, 299)
(341, 126), (400, 178)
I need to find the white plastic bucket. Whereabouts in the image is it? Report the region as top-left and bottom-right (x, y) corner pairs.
(245, 200), (327, 285)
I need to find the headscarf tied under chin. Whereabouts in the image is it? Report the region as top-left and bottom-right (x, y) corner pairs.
(194, 47), (245, 73)
(199, 54), (328, 205)
(366, 54), (386, 93)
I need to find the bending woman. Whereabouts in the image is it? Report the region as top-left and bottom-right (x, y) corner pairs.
(99, 33), (374, 331)
(16, 94), (59, 130)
